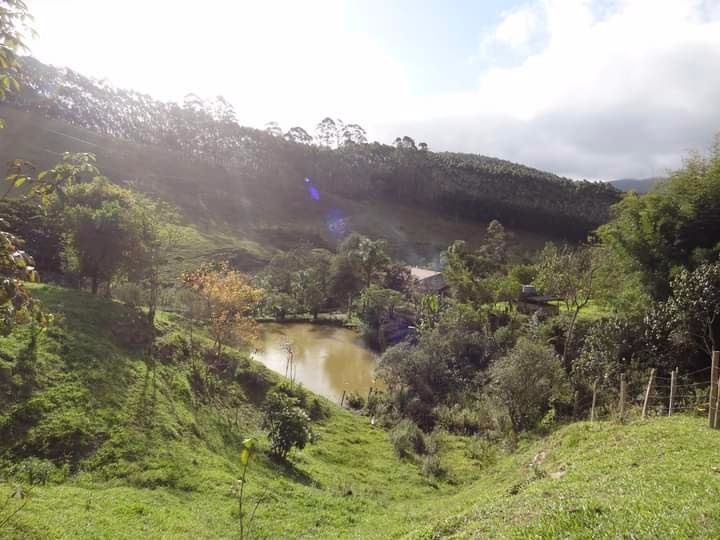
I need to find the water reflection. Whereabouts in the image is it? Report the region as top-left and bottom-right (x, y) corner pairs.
(252, 323), (382, 402)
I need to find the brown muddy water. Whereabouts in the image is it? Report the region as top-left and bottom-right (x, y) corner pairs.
(252, 323), (382, 402)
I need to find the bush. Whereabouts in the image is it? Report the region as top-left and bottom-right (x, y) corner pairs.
(434, 403), (495, 435)
(345, 391), (365, 410)
(489, 337), (570, 432)
(308, 397), (329, 421)
(389, 419), (425, 459)
(421, 454), (444, 478)
(262, 391), (313, 460)
(465, 436), (497, 467)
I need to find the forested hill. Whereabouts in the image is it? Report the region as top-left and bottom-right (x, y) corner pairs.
(3, 56), (620, 240)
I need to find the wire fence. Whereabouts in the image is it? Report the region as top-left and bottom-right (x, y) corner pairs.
(582, 361), (718, 426)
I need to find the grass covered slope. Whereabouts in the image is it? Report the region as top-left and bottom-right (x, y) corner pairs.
(2, 285), (718, 538)
(0, 285), (490, 538)
(419, 417), (720, 539)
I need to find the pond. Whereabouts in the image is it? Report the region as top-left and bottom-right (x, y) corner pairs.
(251, 322), (382, 402)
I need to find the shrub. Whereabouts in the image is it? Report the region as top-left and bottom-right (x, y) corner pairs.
(489, 337), (570, 432)
(262, 391), (313, 460)
(465, 436), (497, 467)
(434, 403), (495, 435)
(308, 398), (329, 421)
(345, 391), (365, 410)
(389, 419), (425, 458)
(421, 454), (444, 478)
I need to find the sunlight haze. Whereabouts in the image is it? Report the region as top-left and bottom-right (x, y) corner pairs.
(28, 0), (720, 179)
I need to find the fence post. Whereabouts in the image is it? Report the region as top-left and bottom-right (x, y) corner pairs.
(590, 379), (598, 423)
(619, 373), (626, 422)
(714, 375), (720, 429)
(642, 368), (655, 419)
(709, 351), (719, 429)
(367, 387), (373, 404)
(340, 390), (346, 408)
(668, 367), (677, 416)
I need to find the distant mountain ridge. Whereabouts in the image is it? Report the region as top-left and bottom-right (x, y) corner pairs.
(608, 177), (663, 193)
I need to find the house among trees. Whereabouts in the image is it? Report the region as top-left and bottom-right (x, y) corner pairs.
(516, 285), (560, 316)
(409, 267), (448, 294)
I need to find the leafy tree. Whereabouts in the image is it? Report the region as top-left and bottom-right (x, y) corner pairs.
(382, 262), (411, 293)
(0, 0), (33, 127)
(442, 240), (495, 305)
(133, 207), (182, 326)
(328, 253), (362, 314)
(662, 263), (720, 360)
(62, 178), (149, 295)
(340, 123), (367, 146)
(264, 121), (282, 138)
(284, 126), (313, 145)
(262, 391), (313, 460)
(315, 117), (337, 148)
(290, 250), (331, 319)
(380, 304), (495, 428)
(339, 233), (390, 288)
(181, 262), (263, 359)
(355, 285), (403, 348)
(598, 140), (720, 299)
(489, 337), (570, 432)
(479, 220), (508, 265)
(535, 243), (597, 368)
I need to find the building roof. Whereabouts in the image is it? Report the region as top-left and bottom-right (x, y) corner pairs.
(408, 266), (442, 281)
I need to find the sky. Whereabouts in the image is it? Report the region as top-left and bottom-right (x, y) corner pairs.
(26, 0), (720, 180)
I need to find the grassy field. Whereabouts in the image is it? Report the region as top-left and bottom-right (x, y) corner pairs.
(2, 285), (718, 539)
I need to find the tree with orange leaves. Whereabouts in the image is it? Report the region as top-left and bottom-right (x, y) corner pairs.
(181, 262), (263, 359)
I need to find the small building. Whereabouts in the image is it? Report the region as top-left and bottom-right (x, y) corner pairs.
(516, 285), (561, 316)
(408, 266), (448, 294)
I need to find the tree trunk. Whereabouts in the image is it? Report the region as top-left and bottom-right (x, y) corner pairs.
(562, 307), (581, 371)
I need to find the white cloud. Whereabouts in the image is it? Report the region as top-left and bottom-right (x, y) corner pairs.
(25, 0), (720, 180)
(484, 4), (541, 49)
(381, 0), (720, 179)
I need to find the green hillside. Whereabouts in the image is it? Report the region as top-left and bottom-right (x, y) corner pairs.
(3, 56), (620, 250)
(0, 104), (551, 268)
(1, 286), (719, 539)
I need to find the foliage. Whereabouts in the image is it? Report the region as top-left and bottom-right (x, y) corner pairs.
(389, 419), (425, 458)
(489, 337), (570, 432)
(180, 261), (262, 358)
(535, 243), (597, 367)
(598, 140), (720, 299)
(61, 177), (152, 295)
(339, 233), (390, 288)
(344, 391), (365, 410)
(0, 222), (44, 335)
(7, 55), (620, 240)
(380, 304), (497, 429)
(662, 262), (720, 358)
(261, 391), (313, 460)
(0, 0), (33, 118)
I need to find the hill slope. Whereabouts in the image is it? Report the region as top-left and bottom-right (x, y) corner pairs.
(2, 56), (620, 255)
(1, 286), (719, 538)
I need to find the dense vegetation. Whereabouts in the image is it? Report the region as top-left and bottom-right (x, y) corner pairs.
(4, 56), (620, 239)
(3, 2), (720, 537)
